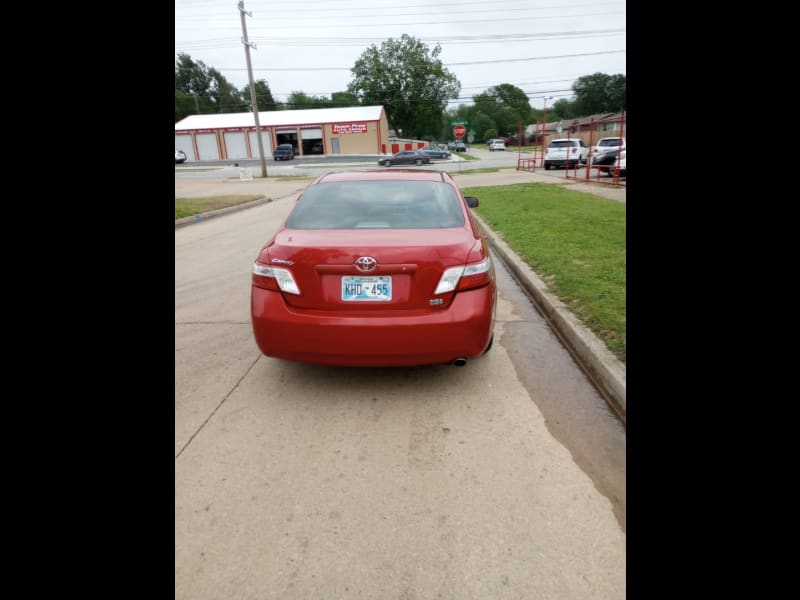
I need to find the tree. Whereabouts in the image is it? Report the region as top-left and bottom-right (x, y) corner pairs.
(548, 98), (576, 121)
(471, 113), (496, 142)
(490, 84), (534, 124)
(175, 53), (243, 120)
(286, 91), (333, 110)
(208, 67), (244, 113)
(331, 91), (360, 107)
(348, 34), (460, 139)
(572, 73), (626, 116)
(241, 79), (278, 112)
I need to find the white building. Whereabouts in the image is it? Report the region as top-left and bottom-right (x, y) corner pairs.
(174, 105), (390, 161)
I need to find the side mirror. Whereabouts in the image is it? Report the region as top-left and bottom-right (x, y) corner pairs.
(464, 196), (479, 208)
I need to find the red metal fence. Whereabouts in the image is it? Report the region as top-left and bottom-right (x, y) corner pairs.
(564, 113), (626, 186)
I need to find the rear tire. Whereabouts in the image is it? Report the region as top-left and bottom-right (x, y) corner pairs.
(384, 160), (391, 167)
(415, 159), (423, 165)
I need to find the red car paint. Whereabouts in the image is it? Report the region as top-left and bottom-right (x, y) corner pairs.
(250, 169), (496, 367)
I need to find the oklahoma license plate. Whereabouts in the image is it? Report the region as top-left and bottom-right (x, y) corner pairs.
(342, 276), (392, 301)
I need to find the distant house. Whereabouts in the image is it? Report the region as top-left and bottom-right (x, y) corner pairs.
(524, 112), (627, 146)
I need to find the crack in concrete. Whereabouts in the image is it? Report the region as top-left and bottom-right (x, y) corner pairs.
(175, 354), (261, 460)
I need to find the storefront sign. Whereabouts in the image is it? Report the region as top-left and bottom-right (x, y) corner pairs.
(332, 122), (368, 134)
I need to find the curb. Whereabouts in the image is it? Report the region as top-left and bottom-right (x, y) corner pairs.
(175, 190), (302, 229)
(472, 212), (626, 423)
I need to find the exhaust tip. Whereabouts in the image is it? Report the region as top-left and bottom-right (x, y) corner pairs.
(453, 358), (467, 367)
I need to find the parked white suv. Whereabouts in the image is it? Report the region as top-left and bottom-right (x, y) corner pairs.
(590, 137), (626, 158)
(488, 139), (506, 151)
(544, 138), (588, 170)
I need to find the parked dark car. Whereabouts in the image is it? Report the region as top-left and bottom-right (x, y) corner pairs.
(274, 144), (295, 161)
(421, 146), (451, 159)
(452, 142), (467, 152)
(175, 149), (187, 164)
(377, 150), (431, 167)
(590, 148), (625, 176)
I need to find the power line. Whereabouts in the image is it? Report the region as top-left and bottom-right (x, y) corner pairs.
(176, 49), (625, 73)
(175, 12), (625, 30)
(178, 30), (625, 51)
(176, 3), (624, 21)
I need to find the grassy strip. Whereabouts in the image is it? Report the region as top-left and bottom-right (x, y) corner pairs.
(175, 195), (264, 220)
(463, 182), (626, 362)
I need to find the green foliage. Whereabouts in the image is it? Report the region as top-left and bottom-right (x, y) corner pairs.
(466, 84), (533, 138)
(175, 53), (245, 121)
(348, 34), (460, 139)
(548, 98), (576, 120)
(241, 80), (277, 112)
(331, 91), (360, 107)
(572, 73), (626, 115)
(491, 84), (534, 123)
(175, 195), (264, 220)
(463, 183), (626, 361)
(471, 113), (496, 141)
(286, 91), (334, 109)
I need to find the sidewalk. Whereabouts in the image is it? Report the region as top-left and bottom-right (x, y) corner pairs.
(175, 167), (626, 203)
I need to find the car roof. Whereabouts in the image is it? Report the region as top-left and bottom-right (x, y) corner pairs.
(316, 169), (451, 184)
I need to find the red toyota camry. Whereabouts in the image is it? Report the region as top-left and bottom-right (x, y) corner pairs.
(250, 169), (496, 367)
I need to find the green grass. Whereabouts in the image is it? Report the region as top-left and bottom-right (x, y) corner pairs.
(447, 167), (503, 175)
(227, 174), (316, 181)
(175, 195), (264, 220)
(453, 152), (479, 161)
(462, 182), (626, 362)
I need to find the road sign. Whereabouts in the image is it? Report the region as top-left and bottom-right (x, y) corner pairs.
(451, 120), (468, 126)
(467, 135), (474, 143)
(453, 124), (467, 138)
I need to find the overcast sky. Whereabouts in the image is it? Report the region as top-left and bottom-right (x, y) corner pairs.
(175, 0), (626, 111)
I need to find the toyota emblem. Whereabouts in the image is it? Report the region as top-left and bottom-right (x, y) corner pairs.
(355, 256), (377, 272)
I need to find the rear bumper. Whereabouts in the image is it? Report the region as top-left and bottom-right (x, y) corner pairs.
(545, 158), (582, 167)
(251, 285), (496, 366)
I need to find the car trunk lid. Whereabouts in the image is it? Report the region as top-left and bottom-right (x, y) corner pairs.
(268, 228), (478, 311)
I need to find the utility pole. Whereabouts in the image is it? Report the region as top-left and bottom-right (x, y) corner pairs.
(238, 0), (267, 178)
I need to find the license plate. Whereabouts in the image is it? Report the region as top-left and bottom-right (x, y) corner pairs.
(342, 276), (392, 301)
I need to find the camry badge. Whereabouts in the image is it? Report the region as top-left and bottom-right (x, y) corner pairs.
(355, 256), (378, 272)
(271, 258), (294, 265)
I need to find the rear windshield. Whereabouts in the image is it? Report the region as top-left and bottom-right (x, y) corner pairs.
(548, 140), (577, 148)
(286, 180), (466, 229)
(598, 139), (623, 147)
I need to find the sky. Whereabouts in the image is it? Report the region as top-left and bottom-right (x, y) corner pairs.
(175, 0), (626, 111)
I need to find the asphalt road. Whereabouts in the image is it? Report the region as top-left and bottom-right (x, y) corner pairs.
(177, 146), (625, 187)
(175, 184), (626, 599)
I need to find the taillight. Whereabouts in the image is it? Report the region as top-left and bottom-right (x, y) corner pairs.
(252, 263), (301, 294)
(434, 257), (492, 294)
